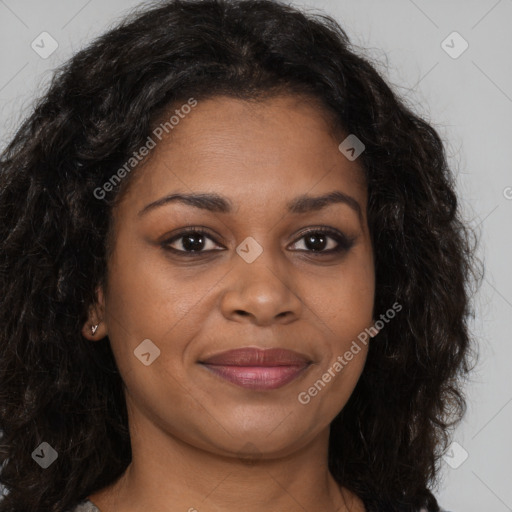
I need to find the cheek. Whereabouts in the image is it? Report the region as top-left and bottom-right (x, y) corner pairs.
(102, 243), (180, 374)
(105, 239), (195, 334)
(303, 255), (375, 336)
(103, 238), (222, 378)
(298, 256), (374, 395)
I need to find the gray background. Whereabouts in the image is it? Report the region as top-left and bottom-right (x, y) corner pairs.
(1, 1), (511, 511)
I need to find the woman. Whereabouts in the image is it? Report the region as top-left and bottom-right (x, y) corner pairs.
(0, 0), (481, 511)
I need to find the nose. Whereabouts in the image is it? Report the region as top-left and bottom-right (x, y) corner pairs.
(219, 249), (303, 326)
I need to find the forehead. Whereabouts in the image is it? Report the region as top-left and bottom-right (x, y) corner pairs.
(119, 94), (367, 215)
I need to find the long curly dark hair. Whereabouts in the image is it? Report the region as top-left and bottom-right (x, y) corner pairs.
(0, 1), (482, 511)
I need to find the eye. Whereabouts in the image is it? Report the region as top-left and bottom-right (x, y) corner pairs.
(161, 228), (223, 256)
(161, 226), (355, 257)
(289, 227), (355, 255)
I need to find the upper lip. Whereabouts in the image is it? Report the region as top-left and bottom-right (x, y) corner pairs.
(199, 347), (312, 366)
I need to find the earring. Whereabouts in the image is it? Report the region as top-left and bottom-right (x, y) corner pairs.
(91, 323), (100, 335)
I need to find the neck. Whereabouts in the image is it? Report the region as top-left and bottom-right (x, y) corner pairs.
(88, 412), (364, 512)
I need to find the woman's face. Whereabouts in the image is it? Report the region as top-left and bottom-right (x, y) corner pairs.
(91, 94), (375, 459)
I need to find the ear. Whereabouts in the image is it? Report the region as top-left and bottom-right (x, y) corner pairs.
(81, 285), (108, 340)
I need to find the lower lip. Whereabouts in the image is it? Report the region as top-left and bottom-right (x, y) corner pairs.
(200, 364), (311, 390)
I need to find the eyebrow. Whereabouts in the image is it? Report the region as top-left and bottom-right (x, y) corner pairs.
(138, 190), (363, 223)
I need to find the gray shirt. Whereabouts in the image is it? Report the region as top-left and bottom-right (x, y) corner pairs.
(69, 500), (100, 512)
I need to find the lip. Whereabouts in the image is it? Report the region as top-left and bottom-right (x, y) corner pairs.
(199, 347), (313, 391)
(199, 347), (312, 366)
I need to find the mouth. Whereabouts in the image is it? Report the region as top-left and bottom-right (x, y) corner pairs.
(198, 347), (313, 391)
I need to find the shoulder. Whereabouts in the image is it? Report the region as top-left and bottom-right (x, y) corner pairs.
(66, 499), (101, 512)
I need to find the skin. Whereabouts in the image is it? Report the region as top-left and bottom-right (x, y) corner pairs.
(83, 94), (376, 512)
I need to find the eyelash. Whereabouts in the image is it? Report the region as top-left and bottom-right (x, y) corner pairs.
(160, 226), (355, 258)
